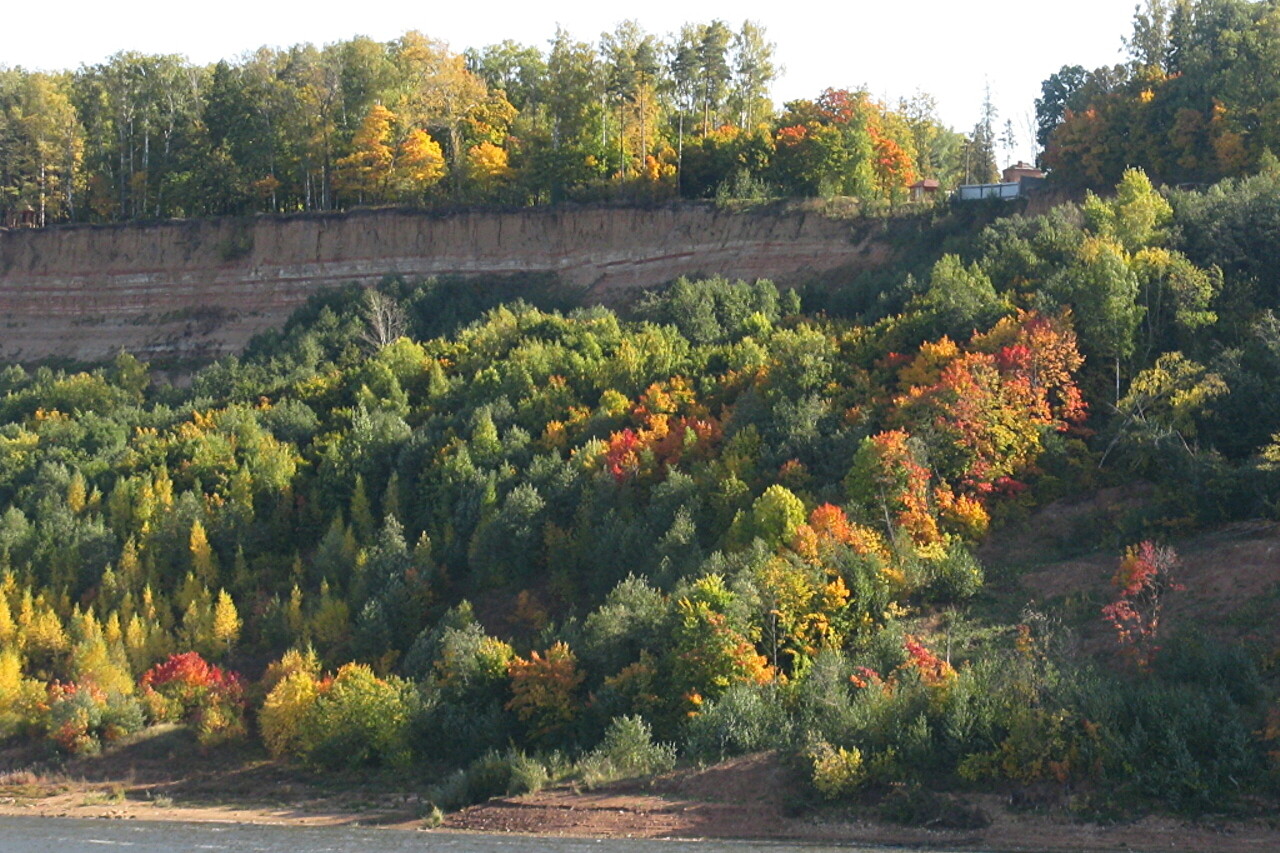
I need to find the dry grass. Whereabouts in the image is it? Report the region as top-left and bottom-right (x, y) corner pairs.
(0, 768), (68, 799)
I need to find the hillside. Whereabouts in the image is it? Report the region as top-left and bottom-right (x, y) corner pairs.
(9, 3), (1280, 844)
(1, 163), (1279, 836)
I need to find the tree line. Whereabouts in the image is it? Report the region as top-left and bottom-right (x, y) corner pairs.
(0, 21), (980, 225)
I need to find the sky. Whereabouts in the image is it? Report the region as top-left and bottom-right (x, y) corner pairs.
(3, 1), (1139, 165)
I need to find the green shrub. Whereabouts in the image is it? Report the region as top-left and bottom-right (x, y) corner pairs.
(925, 544), (984, 602)
(579, 715), (676, 787)
(683, 682), (792, 761)
(424, 769), (471, 813)
(878, 784), (991, 828)
(789, 651), (860, 745)
(506, 751), (550, 795)
(462, 750), (515, 802)
(1107, 683), (1260, 812)
(1152, 635), (1263, 705)
(424, 749), (547, 812)
(411, 694), (512, 765)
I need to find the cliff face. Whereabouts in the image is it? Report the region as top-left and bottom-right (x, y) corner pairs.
(0, 204), (889, 363)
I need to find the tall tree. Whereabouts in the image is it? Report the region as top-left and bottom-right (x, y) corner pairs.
(600, 20), (663, 179)
(668, 27), (702, 189)
(697, 21), (734, 134)
(965, 84), (999, 183)
(729, 21), (776, 129)
(1126, 0), (1173, 71)
(465, 40), (547, 112)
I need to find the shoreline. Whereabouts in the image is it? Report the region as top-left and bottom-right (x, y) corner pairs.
(2, 775), (1279, 853)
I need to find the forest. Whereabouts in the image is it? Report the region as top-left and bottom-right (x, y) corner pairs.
(0, 18), (979, 223)
(2, 0), (1280, 826)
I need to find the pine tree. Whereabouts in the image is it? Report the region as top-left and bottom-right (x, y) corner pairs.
(66, 470), (87, 514)
(179, 584), (215, 657)
(118, 537), (142, 592)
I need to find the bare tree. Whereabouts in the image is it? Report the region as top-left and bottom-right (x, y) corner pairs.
(360, 288), (408, 350)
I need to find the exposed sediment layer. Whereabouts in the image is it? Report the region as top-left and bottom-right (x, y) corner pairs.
(0, 204), (888, 363)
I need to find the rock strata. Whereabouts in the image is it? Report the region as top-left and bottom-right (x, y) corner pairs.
(0, 204), (886, 362)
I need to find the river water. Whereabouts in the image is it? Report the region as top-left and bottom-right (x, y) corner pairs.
(0, 816), (958, 852)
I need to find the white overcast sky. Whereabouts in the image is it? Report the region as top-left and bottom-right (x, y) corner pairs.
(4, 1), (1138, 164)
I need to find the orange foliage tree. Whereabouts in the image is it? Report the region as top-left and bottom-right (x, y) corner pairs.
(506, 641), (585, 742)
(846, 430), (941, 549)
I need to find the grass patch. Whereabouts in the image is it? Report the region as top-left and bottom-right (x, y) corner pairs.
(81, 784), (126, 806)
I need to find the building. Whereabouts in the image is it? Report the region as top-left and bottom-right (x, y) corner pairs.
(909, 179), (941, 202)
(1002, 161), (1045, 184)
(2, 206), (38, 229)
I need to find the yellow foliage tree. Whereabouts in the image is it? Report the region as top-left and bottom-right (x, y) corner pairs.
(189, 520), (218, 587)
(394, 128), (447, 198)
(260, 646), (320, 695)
(466, 141), (509, 197)
(0, 592), (14, 647)
(756, 555), (840, 671)
(0, 648), (43, 737)
(117, 537), (142, 591)
(124, 613), (151, 674)
(310, 581), (351, 652)
(71, 634), (134, 696)
(337, 104), (397, 201)
(19, 593), (68, 678)
(285, 585), (306, 644)
(211, 589), (242, 657)
(66, 470), (87, 513)
(180, 584), (215, 657)
(103, 612), (123, 650)
(260, 667), (321, 759)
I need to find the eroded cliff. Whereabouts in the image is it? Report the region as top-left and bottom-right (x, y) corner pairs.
(0, 204), (890, 363)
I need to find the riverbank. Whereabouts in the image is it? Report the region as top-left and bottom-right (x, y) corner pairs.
(1, 737), (1277, 852)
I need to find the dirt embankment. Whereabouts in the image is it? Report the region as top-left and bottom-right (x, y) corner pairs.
(0, 205), (891, 364)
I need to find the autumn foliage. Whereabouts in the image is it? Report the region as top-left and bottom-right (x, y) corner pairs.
(506, 641), (585, 742)
(139, 652), (245, 741)
(1101, 541), (1184, 667)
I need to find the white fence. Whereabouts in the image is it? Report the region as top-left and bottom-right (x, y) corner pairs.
(955, 182), (1022, 201)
